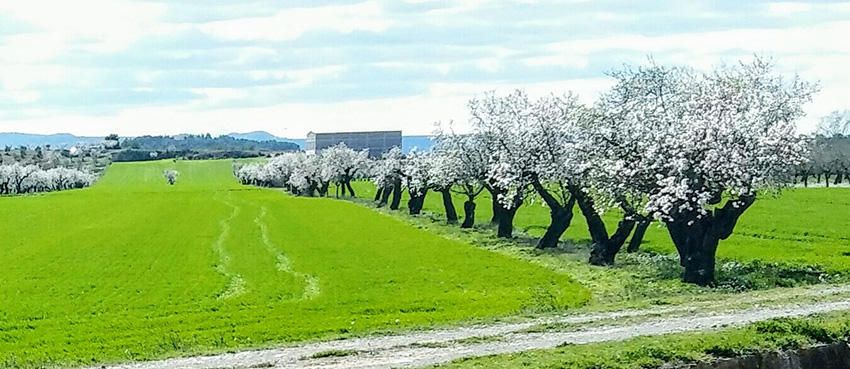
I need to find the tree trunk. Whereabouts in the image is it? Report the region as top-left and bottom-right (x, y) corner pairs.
(318, 182), (329, 197)
(836, 172), (844, 186)
(440, 188), (458, 224)
(665, 196), (755, 286)
(390, 178), (403, 210)
(497, 205), (518, 238)
(573, 188), (608, 246)
(529, 178), (577, 249)
(378, 183), (392, 207)
(374, 185), (384, 202)
(570, 187), (622, 265)
(667, 220), (719, 286)
(589, 217), (636, 265)
(346, 180), (356, 197)
(461, 199), (476, 229)
(489, 192), (501, 224)
(408, 189), (427, 215)
(803, 174), (809, 188)
(626, 219), (650, 253)
(536, 198), (577, 249)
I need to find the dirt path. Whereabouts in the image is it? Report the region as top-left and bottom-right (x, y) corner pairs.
(97, 284), (850, 369)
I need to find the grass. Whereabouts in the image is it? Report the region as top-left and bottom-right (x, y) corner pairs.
(0, 160), (589, 368)
(350, 182), (850, 274)
(2, 163), (846, 368)
(347, 182), (847, 310)
(434, 311), (850, 369)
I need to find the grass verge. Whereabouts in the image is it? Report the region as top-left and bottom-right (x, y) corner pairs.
(435, 311), (850, 369)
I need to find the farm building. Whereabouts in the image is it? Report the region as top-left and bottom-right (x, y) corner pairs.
(305, 130), (402, 158)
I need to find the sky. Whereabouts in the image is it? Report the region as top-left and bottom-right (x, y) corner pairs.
(0, 0), (849, 138)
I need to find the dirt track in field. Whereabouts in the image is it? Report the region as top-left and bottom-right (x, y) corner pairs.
(94, 284), (850, 369)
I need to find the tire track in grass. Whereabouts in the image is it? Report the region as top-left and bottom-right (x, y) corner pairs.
(212, 191), (246, 299)
(255, 206), (320, 300)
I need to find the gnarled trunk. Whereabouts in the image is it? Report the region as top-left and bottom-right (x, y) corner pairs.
(570, 187), (623, 265)
(378, 183), (392, 207)
(461, 199), (476, 229)
(588, 217), (636, 265)
(530, 178), (577, 249)
(374, 185), (384, 202)
(497, 205), (519, 238)
(487, 187), (501, 225)
(390, 178), (402, 210)
(316, 181), (330, 197)
(346, 180), (356, 197)
(626, 219), (651, 253)
(665, 196), (755, 286)
(440, 188), (458, 224)
(408, 188), (427, 215)
(537, 201), (577, 249)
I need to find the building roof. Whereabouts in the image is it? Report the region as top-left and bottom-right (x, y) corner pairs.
(308, 130), (401, 137)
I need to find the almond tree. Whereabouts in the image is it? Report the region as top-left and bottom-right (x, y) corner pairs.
(812, 111), (850, 185)
(163, 169), (179, 185)
(402, 150), (433, 215)
(469, 90), (534, 238)
(289, 153), (327, 196)
(321, 143), (369, 197)
(597, 58), (815, 285)
(523, 93), (593, 249)
(371, 147), (404, 209)
(431, 129), (488, 228)
(0, 164), (95, 194)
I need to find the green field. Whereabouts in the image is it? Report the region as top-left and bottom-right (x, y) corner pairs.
(351, 183), (850, 273)
(0, 160), (588, 368)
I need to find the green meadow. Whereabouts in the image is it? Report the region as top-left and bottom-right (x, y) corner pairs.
(1, 160), (848, 368)
(351, 183), (850, 273)
(0, 160), (587, 368)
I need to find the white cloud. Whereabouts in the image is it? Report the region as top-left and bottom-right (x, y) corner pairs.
(198, 1), (393, 41)
(543, 21), (850, 56)
(766, 2), (813, 17)
(0, 65), (68, 91)
(0, 0), (848, 137)
(1, 78), (615, 137)
(0, 0), (167, 53)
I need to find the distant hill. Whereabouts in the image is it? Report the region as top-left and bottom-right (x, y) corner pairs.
(227, 131), (305, 148)
(122, 134), (299, 152)
(227, 131), (286, 142)
(0, 133), (102, 148)
(227, 131), (433, 152)
(1, 131), (434, 152)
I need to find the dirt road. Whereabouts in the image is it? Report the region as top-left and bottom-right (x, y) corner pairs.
(97, 284), (850, 369)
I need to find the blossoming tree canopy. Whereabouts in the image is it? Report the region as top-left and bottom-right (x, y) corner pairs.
(595, 58), (817, 285)
(431, 129), (490, 228)
(0, 163), (96, 194)
(320, 143), (369, 197)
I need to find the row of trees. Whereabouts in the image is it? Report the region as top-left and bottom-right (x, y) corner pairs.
(797, 111), (850, 187)
(238, 58), (815, 286)
(235, 143), (370, 197)
(0, 163), (96, 195)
